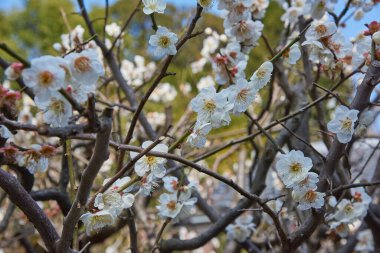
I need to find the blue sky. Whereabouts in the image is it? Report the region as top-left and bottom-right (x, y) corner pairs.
(0, 0), (379, 39)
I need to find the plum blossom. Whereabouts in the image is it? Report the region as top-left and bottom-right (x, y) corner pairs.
(224, 78), (258, 114)
(0, 125), (12, 139)
(226, 215), (256, 242)
(187, 123), (212, 148)
(327, 105), (359, 144)
(292, 188), (325, 210)
(289, 172), (319, 194)
(331, 199), (367, 223)
(149, 26), (178, 58)
(275, 150), (313, 187)
(305, 21), (337, 41)
(80, 210), (116, 236)
(156, 193), (197, 220)
(4, 62), (23, 80)
(329, 221), (350, 237)
(142, 0), (166, 15)
(22, 56), (66, 99)
(64, 48), (104, 87)
(250, 61), (273, 90)
(355, 229), (374, 252)
(105, 22), (121, 38)
(35, 93), (72, 127)
(190, 86), (232, 128)
(284, 44), (301, 65)
(17, 144), (56, 174)
(130, 141), (168, 178)
(162, 176), (196, 201)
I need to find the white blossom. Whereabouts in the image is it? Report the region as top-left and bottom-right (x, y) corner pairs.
(327, 105), (359, 144)
(275, 150), (313, 187)
(156, 193), (197, 220)
(80, 210), (116, 236)
(289, 172), (319, 194)
(0, 125), (12, 139)
(149, 26), (178, 58)
(105, 22), (121, 37)
(22, 56), (66, 99)
(373, 31), (380, 45)
(130, 141), (168, 178)
(284, 44), (301, 65)
(226, 215), (256, 242)
(250, 61), (273, 90)
(35, 93), (72, 127)
(4, 62), (23, 80)
(224, 78), (258, 114)
(190, 86), (232, 128)
(329, 221), (350, 237)
(355, 229), (374, 252)
(187, 123), (212, 148)
(64, 48), (104, 87)
(293, 189), (325, 210)
(142, 0), (166, 15)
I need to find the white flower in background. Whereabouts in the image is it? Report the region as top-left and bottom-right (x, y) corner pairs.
(59, 25), (85, 51)
(187, 123), (212, 148)
(327, 105), (359, 144)
(198, 0), (214, 8)
(356, 109), (375, 136)
(196, 75), (215, 90)
(65, 48), (104, 86)
(355, 229), (374, 252)
(163, 176), (181, 192)
(191, 58), (208, 73)
(226, 215), (256, 242)
(156, 193), (197, 220)
(351, 187), (372, 206)
(250, 61), (273, 90)
(80, 210), (116, 236)
(142, 0), (166, 15)
(281, 6), (302, 27)
(354, 8), (364, 21)
(22, 56), (66, 98)
(0, 125), (12, 139)
(224, 78), (258, 114)
(293, 189), (325, 210)
(130, 141), (168, 178)
(329, 221), (350, 237)
(138, 173), (160, 196)
(17, 144), (56, 174)
(309, 0), (328, 19)
(105, 22), (121, 37)
(305, 21), (337, 41)
(225, 19), (264, 43)
(35, 93), (72, 127)
(150, 83), (177, 103)
(275, 150), (313, 187)
(149, 26), (178, 58)
(284, 44), (301, 64)
(290, 172), (319, 194)
(5, 62), (23, 80)
(201, 36), (219, 57)
(373, 31), (380, 45)
(331, 199), (367, 223)
(190, 86), (232, 128)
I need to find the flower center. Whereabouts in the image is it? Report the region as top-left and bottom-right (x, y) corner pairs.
(203, 99), (216, 112)
(49, 99), (65, 114)
(158, 36), (171, 48)
(38, 71), (55, 87)
(166, 200), (177, 211)
(237, 88), (250, 102)
(170, 180), (179, 190)
(146, 156), (156, 165)
(315, 24), (327, 35)
(344, 204), (354, 214)
(340, 117), (352, 132)
(289, 162), (302, 173)
(256, 68), (267, 79)
(353, 192), (362, 202)
(304, 190), (317, 202)
(74, 56), (91, 72)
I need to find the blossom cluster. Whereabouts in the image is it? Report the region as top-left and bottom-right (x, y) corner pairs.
(5, 49), (105, 127)
(81, 177), (135, 235)
(276, 150), (325, 210)
(327, 187), (372, 238)
(156, 176), (197, 221)
(226, 215), (256, 243)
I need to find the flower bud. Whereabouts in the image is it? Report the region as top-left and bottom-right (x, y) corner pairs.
(373, 31), (380, 45)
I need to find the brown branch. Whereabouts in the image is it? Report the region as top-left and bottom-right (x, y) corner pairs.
(56, 107), (113, 253)
(0, 169), (60, 252)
